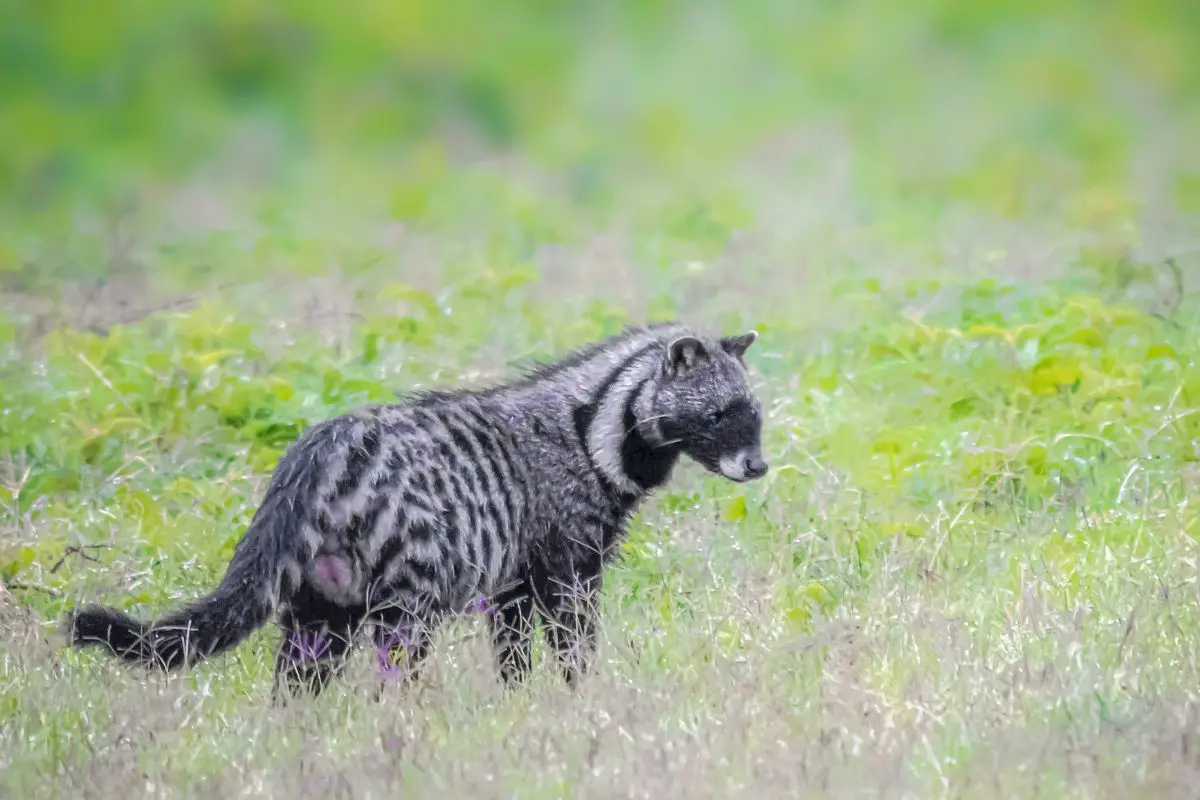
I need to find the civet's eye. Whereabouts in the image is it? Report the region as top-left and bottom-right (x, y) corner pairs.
(707, 408), (725, 425)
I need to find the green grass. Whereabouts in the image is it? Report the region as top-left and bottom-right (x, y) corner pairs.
(3, 0), (1200, 796)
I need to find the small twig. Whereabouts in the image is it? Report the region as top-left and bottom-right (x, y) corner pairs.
(1163, 257), (1184, 317)
(6, 581), (61, 598)
(76, 352), (138, 415)
(49, 544), (110, 574)
(1149, 312), (1183, 330)
(1115, 604), (1138, 666)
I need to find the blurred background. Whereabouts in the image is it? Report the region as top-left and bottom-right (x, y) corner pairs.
(5, 4), (1200, 793)
(3, 0), (1197, 333)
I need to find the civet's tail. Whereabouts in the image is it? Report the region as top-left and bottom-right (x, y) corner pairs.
(64, 447), (326, 671)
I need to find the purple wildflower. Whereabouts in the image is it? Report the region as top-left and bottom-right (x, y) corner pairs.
(375, 625), (414, 683)
(469, 594), (498, 617)
(284, 629), (331, 661)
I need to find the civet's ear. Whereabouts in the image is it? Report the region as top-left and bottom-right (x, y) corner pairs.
(720, 330), (758, 360)
(664, 336), (710, 377)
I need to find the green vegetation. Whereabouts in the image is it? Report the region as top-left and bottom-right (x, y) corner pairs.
(2, 0), (1199, 795)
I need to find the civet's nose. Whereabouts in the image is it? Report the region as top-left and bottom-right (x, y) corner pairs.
(742, 452), (769, 479)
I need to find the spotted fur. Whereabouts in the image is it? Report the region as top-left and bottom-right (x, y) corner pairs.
(65, 322), (769, 698)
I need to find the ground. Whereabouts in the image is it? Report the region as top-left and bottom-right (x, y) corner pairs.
(2, 1), (1200, 797)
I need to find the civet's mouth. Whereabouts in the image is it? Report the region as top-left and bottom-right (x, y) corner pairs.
(717, 450), (769, 482)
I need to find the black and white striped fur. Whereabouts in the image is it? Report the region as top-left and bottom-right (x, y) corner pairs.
(65, 322), (769, 697)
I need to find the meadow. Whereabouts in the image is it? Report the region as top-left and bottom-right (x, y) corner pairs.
(2, 1), (1200, 796)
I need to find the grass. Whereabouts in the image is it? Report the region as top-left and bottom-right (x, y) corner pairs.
(3, 0), (1200, 796)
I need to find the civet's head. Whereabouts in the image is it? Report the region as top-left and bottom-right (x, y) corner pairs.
(651, 330), (768, 483)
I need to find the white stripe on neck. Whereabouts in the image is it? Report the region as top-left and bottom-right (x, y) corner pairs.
(587, 348), (660, 496)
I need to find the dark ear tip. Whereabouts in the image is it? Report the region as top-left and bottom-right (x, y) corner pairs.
(720, 330), (759, 357)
